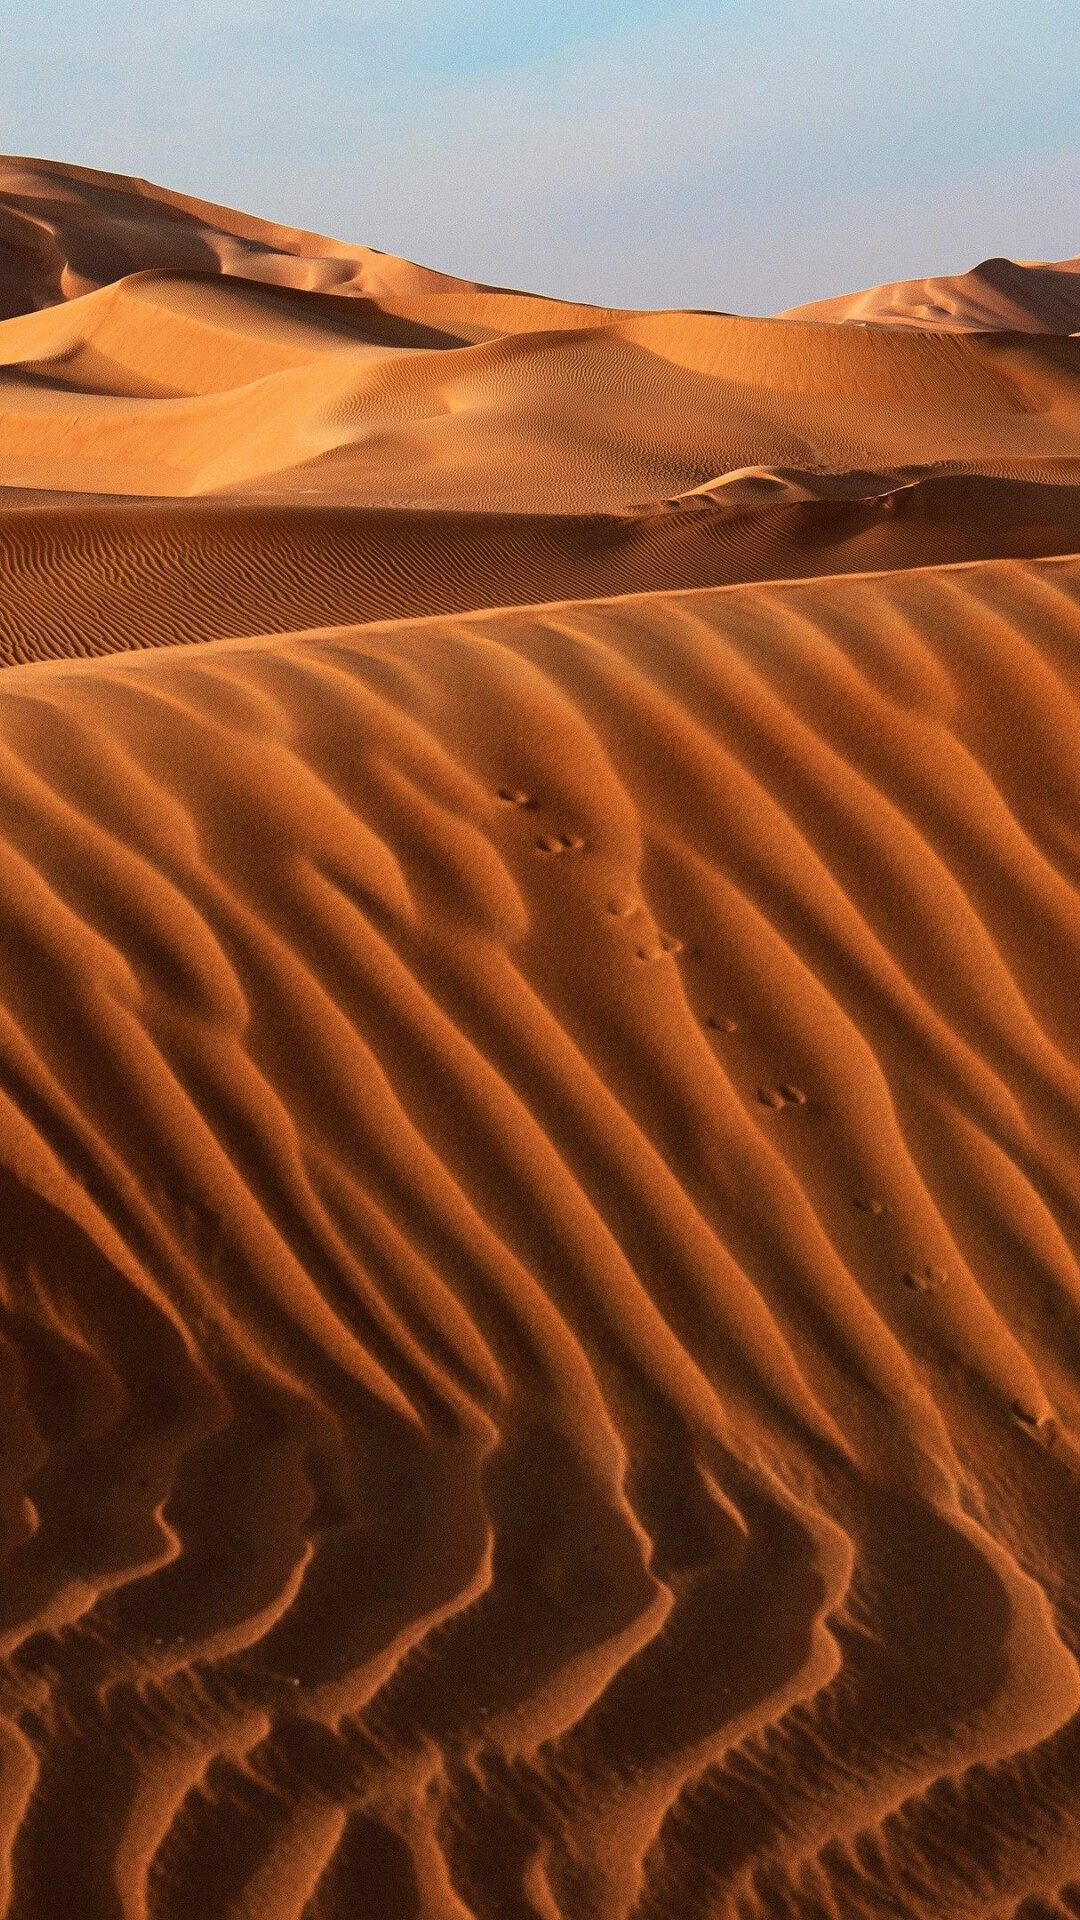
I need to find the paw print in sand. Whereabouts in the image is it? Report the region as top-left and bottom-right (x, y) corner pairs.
(537, 832), (586, 855)
(758, 1084), (807, 1110)
(902, 1264), (948, 1294)
(635, 933), (683, 961)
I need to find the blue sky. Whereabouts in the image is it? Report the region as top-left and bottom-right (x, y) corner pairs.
(2, 0), (1078, 312)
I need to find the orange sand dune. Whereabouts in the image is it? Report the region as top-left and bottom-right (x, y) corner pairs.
(0, 154), (488, 316)
(4, 561), (1080, 1918)
(783, 253), (1080, 333)
(5, 267), (1080, 507)
(4, 476), (1080, 667)
(3, 159), (1080, 1920)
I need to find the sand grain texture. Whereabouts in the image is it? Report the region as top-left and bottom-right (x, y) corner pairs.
(1, 161), (1080, 1920)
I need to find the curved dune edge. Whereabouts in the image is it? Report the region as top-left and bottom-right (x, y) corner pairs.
(6, 476), (1080, 667)
(0, 153), (489, 315)
(781, 255), (1080, 334)
(6, 156), (1080, 341)
(5, 264), (1080, 512)
(1, 558), (1080, 1915)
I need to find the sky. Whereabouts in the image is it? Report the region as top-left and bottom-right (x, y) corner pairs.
(2, 0), (1079, 314)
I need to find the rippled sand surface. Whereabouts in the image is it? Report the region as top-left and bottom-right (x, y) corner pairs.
(3, 157), (1080, 1920)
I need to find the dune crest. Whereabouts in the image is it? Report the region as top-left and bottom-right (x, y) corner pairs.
(0, 154), (491, 318)
(783, 253), (1080, 333)
(4, 268), (1080, 508)
(2, 160), (1080, 1919)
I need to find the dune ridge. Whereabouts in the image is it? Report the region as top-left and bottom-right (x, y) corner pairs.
(0, 154), (491, 317)
(5, 266), (1080, 508)
(6, 476), (1080, 668)
(1, 159), (1080, 1918)
(5, 561), (1080, 1917)
(782, 255), (1080, 334)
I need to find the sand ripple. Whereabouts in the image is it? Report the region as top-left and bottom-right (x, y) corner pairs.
(1, 562), (1080, 1915)
(3, 156), (1080, 1918)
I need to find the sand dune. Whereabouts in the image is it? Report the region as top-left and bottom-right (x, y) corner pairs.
(0, 155), (491, 317)
(5, 477), (1080, 668)
(2, 160), (1080, 1920)
(783, 253), (1080, 334)
(5, 562), (1080, 1918)
(3, 171), (1080, 512)
(5, 268), (1080, 508)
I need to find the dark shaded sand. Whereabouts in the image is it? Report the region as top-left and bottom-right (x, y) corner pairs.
(2, 160), (1080, 1920)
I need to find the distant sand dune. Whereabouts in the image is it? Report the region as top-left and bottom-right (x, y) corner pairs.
(0, 154), (490, 317)
(2, 160), (1080, 1920)
(4, 268), (1080, 508)
(783, 254), (1080, 333)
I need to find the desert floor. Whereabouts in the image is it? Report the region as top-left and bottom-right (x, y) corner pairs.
(1, 158), (1080, 1920)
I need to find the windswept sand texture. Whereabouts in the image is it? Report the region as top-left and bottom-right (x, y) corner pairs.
(782, 255), (1080, 333)
(2, 161), (1080, 1920)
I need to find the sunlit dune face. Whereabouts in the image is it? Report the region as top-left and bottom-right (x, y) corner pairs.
(2, 156), (1080, 1920)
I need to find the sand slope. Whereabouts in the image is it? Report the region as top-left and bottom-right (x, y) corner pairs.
(2, 160), (1080, 1919)
(4, 563), (1080, 1917)
(4, 267), (1080, 506)
(6, 477), (1080, 668)
(783, 254), (1080, 333)
(0, 155), (490, 317)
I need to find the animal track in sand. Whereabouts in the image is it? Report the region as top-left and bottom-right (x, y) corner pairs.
(536, 831), (586, 855)
(758, 1084), (809, 1109)
(635, 932), (683, 960)
(6, 159), (1080, 1920)
(902, 1265), (949, 1294)
(1011, 1399), (1048, 1429)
